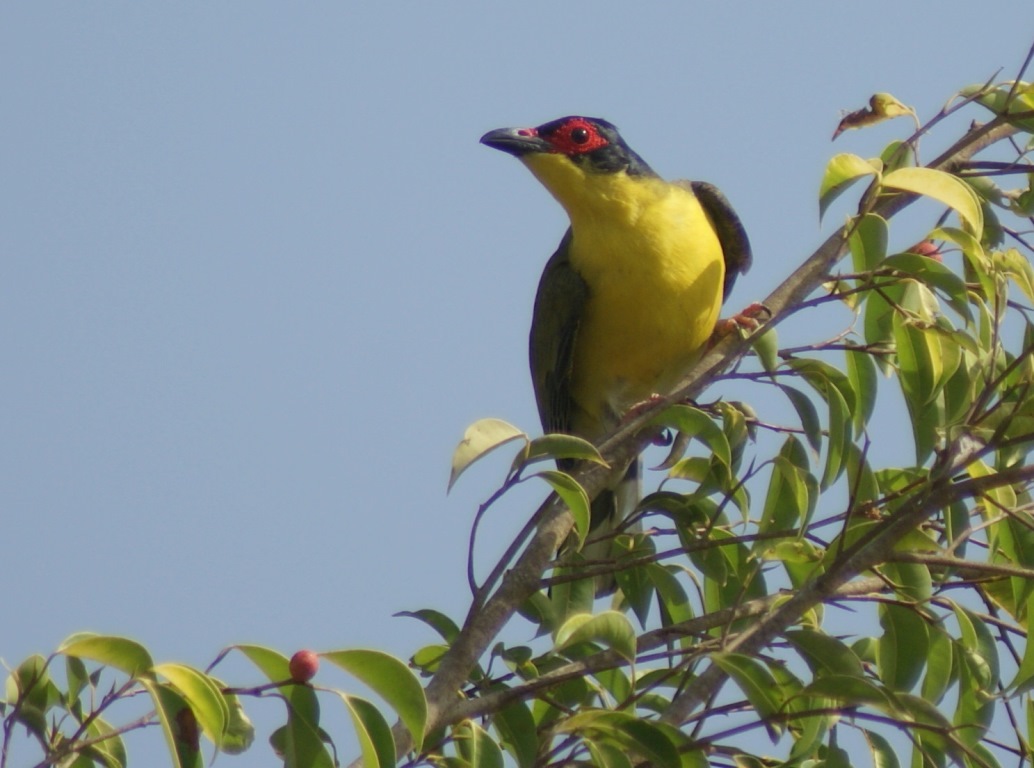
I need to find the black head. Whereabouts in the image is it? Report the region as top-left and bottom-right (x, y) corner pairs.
(480, 116), (657, 177)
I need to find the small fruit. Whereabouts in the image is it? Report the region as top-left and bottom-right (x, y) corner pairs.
(289, 650), (320, 683)
(908, 240), (943, 262)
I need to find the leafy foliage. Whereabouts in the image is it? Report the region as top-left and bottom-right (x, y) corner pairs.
(5, 49), (1034, 768)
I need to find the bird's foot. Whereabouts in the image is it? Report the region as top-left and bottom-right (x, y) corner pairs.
(621, 395), (672, 444)
(711, 302), (771, 344)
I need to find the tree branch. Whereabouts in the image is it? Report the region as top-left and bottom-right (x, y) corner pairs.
(440, 576), (888, 726)
(351, 94), (1025, 768)
(662, 452), (1034, 725)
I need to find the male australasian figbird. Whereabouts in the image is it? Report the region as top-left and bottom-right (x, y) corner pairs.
(481, 116), (752, 594)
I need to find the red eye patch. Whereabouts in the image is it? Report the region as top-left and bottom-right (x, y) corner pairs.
(544, 118), (609, 155)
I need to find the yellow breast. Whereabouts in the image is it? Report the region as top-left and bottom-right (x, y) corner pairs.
(524, 153), (725, 437)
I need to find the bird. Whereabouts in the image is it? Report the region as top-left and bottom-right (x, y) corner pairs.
(480, 116), (752, 595)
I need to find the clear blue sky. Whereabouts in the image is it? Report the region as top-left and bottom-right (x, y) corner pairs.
(2, 3), (1030, 763)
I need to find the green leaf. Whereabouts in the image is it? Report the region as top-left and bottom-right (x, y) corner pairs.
(611, 534), (655, 625)
(882, 252), (972, 324)
(967, 81), (1034, 133)
(715, 400), (752, 469)
(893, 312), (940, 407)
(585, 740), (635, 768)
(521, 433), (607, 468)
(862, 729), (900, 768)
(998, 246), (1034, 304)
(751, 326), (779, 372)
(141, 680), (204, 768)
(1011, 593), (1034, 693)
(843, 347), (879, 433)
(534, 470), (591, 549)
(554, 610), (637, 663)
(234, 644), (290, 683)
(879, 561), (932, 604)
(862, 278), (905, 354)
(891, 527), (942, 557)
(896, 693), (963, 765)
(871, 92), (915, 119)
(933, 225), (995, 297)
(881, 139), (917, 173)
(455, 720), (505, 768)
(820, 153), (880, 220)
(449, 418), (527, 490)
(666, 455), (748, 518)
(395, 609), (461, 644)
(647, 563), (693, 629)
(1009, 172), (1034, 215)
(220, 692), (255, 755)
(969, 459), (1018, 527)
(901, 698), (963, 768)
(153, 663), (230, 749)
(843, 442), (879, 510)
(784, 700), (832, 762)
(322, 649), (427, 752)
(759, 450), (815, 541)
(692, 528), (767, 621)
(802, 675), (897, 712)
(338, 694), (395, 768)
(954, 652), (994, 749)
(410, 644), (448, 674)
(786, 357), (858, 414)
(650, 405), (731, 468)
(80, 716), (128, 768)
(819, 378), (851, 489)
(557, 710), (681, 768)
(877, 603), (929, 691)
(907, 392), (944, 467)
(941, 349), (978, 427)
(5, 655), (57, 744)
(1028, 700), (1034, 763)
(234, 645), (332, 766)
(761, 539), (823, 588)
(784, 629), (865, 678)
(930, 317), (964, 396)
(65, 655), (90, 705)
(493, 700), (538, 768)
(778, 385), (822, 453)
(882, 166), (983, 237)
(952, 604), (999, 689)
(278, 688), (336, 768)
(848, 212), (889, 272)
(546, 558), (596, 630)
(710, 653), (784, 734)
(59, 633), (154, 678)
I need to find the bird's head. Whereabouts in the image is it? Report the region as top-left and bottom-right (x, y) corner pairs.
(481, 117), (657, 213)
(481, 116), (654, 176)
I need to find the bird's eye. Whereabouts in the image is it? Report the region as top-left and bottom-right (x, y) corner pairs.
(541, 118), (608, 155)
(570, 127), (590, 144)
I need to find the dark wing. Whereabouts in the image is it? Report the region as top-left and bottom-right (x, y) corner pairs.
(685, 181), (753, 299)
(530, 230), (627, 595)
(529, 228), (588, 438)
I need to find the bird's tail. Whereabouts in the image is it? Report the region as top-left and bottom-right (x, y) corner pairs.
(581, 458), (642, 597)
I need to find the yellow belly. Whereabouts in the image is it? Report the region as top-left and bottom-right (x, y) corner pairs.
(567, 186), (725, 437)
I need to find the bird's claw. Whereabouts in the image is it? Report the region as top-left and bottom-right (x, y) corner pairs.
(711, 302), (771, 342)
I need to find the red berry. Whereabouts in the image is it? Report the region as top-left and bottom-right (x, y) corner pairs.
(908, 240), (943, 262)
(289, 650), (320, 683)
